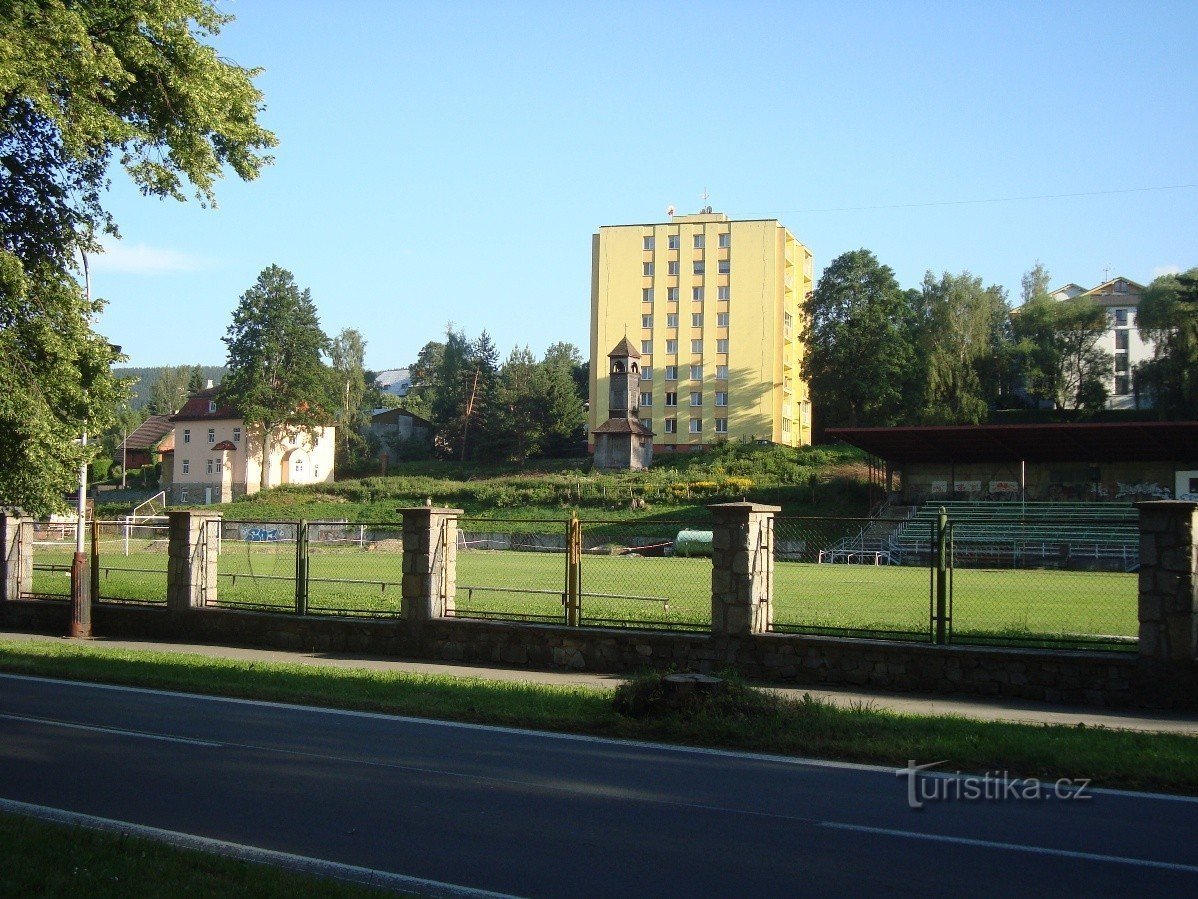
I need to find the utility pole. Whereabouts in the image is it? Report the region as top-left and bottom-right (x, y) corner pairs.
(71, 249), (92, 639)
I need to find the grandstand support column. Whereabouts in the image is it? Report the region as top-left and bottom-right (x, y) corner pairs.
(709, 502), (779, 636)
(1137, 501), (1198, 662)
(0, 516), (31, 602)
(400, 507), (462, 621)
(167, 511), (221, 611)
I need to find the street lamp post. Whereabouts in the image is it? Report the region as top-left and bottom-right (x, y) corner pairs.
(70, 250), (92, 639)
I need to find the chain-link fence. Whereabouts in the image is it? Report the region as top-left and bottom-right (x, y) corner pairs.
(577, 521), (710, 631)
(92, 520), (170, 604)
(208, 519), (299, 612)
(305, 521), (404, 617)
(454, 520), (569, 622)
(772, 517), (934, 640)
(948, 519), (1138, 650)
(26, 520), (73, 599)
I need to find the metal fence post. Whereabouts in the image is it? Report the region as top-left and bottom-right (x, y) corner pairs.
(295, 519), (309, 615)
(565, 513), (581, 626)
(89, 517), (100, 605)
(934, 507), (948, 644)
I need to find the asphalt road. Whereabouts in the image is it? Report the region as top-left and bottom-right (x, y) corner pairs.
(0, 673), (1196, 897)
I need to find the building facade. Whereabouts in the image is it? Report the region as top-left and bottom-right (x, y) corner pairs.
(591, 339), (654, 471)
(164, 387), (335, 505)
(589, 210), (813, 454)
(1048, 277), (1153, 409)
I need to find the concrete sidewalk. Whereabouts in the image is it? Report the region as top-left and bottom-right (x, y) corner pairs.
(3, 630), (1197, 736)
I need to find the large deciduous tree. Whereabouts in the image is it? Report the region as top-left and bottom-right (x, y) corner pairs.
(329, 328), (369, 466)
(801, 249), (920, 427)
(220, 266), (331, 491)
(1137, 268), (1198, 418)
(1012, 294), (1111, 412)
(0, 0), (275, 512)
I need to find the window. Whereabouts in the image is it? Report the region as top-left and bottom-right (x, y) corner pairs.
(642, 366), (652, 380)
(716, 365), (728, 379)
(640, 418), (653, 431)
(666, 339), (678, 354)
(664, 418), (678, 434)
(641, 340), (652, 354)
(207, 400), (217, 413)
(1115, 355), (1129, 373)
(643, 236), (654, 250)
(295, 458), (304, 474)
(691, 339), (703, 353)
(1115, 375), (1131, 396)
(207, 428), (215, 443)
(183, 429), (191, 444)
(692, 313), (703, 327)
(715, 391), (728, 406)
(689, 418), (702, 434)
(690, 364), (703, 381)
(667, 287), (679, 301)
(1115, 280), (1129, 294)
(642, 287), (654, 303)
(665, 365), (678, 380)
(642, 314), (653, 328)
(665, 392), (678, 407)
(639, 391), (653, 407)
(718, 232), (730, 248)
(1115, 330), (1129, 350)
(668, 261), (679, 276)
(693, 261), (704, 275)
(668, 234), (679, 250)
(643, 262), (654, 277)
(215, 458), (223, 474)
(233, 427), (241, 443)
(782, 418), (792, 434)
(718, 285), (729, 300)
(314, 464), (320, 479)
(717, 338), (729, 353)
(715, 418), (728, 433)
(206, 458), (213, 475)
(718, 259), (729, 275)
(667, 313), (679, 327)
(693, 233), (705, 249)
(717, 312), (729, 327)
(692, 287), (704, 301)
(182, 459), (190, 475)
(179, 488), (188, 502)
(690, 392), (702, 406)
(1114, 308), (1128, 326)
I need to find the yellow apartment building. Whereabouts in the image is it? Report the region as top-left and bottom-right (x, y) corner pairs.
(589, 210), (813, 454)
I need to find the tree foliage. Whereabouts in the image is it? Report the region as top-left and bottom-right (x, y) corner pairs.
(0, 1), (274, 512)
(1011, 293), (1111, 411)
(329, 328), (369, 467)
(1137, 268), (1198, 418)
(220, 266), (331, 491)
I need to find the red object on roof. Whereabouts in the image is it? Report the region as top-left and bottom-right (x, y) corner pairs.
(171, 387), (239, 421)
(827, 421), (1198, 464)
(117, 415), (174, 454)
(211, 440), (237, 451)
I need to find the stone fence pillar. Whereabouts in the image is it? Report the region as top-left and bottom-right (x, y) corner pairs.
(709, 502), (779, 636)
(167, 511), (220, 611)
(1, 516), (31, 602)
(1138, 501), (1198, 661)
(400, 507), (461, 621)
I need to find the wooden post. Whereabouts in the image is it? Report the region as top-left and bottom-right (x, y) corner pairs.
(566, 513), (582, 626)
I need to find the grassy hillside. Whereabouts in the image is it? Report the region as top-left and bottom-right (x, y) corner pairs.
(215, 442), (871, 526)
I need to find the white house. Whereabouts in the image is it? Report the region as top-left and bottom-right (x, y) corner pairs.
(374, 368), (412, 398)
(163, 386), (335, 505)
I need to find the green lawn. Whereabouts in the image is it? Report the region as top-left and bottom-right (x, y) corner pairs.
(29, 535), (1137, 647)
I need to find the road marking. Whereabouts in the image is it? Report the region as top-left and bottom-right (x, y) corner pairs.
(0, 797), (522, 899)
(3, 672), (1198, 806)
(820, 821), (1198, 874)
(0, 712), (223, 748)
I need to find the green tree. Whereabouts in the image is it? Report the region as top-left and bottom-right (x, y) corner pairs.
(801, 249), (920, 427)
(329, 328), (369, 466)
(0, 1), (274, 512)
(916, 271), (1009, 423)
(539, 344), (587, 456)
(1137, 268), (1198, 418)
(1012, 294), (1111, 411)
(220, 266), (331, 491)
(185, 366), (207, 396)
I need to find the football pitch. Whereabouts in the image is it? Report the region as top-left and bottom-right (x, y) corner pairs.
(28, 540), (1137, 647)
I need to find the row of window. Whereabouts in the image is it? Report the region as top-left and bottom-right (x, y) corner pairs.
(643, 233), (731, 250)
(180, 457), (319, 477)
(643, 286), (731, 302)
(640, 339), (729, 354)
(639, 364), (729, 380)
(182, 426), (241, 445)
(644, 260), (730, 277)
(641, 418), (728, 434)
(641, 313), (730, 328)
(639, 392), (728, 407)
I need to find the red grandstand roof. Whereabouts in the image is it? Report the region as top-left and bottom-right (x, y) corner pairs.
(827, 421), (1198, 463)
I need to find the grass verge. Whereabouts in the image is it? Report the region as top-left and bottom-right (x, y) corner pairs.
(0, 811), (386, 897)
(1, 637), (1196, 796)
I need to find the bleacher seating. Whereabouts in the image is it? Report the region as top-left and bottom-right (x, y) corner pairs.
(885, 501), (1139, 570)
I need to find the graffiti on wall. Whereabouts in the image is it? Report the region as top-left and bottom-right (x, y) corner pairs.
(1116, 482), (1173, 501)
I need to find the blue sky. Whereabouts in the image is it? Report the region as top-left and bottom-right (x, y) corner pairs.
(92, 0), (1198, 370)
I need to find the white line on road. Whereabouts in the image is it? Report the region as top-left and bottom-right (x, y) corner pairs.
(0, 712), (223, 748)
(0, 797), (523, 899)
(821, 821), (1198, 874)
